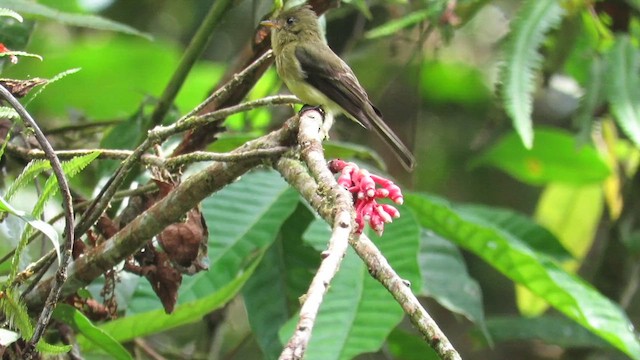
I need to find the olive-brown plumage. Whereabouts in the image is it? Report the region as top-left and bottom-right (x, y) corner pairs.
(262, 6), (416, 170)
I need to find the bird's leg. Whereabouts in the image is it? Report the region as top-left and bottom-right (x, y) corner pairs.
(299, 105), (333, 140)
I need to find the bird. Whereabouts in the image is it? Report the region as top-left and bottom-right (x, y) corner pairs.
(261, 5), (416, 171)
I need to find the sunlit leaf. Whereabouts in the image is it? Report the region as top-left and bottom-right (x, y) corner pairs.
(472, 128), (610, 185)
(405, 193), (640, 359)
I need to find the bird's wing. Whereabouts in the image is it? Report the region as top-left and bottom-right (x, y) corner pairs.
(294, 43), (379, 129)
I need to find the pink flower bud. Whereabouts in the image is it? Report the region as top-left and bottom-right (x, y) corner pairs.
(381, 204), (400, 218)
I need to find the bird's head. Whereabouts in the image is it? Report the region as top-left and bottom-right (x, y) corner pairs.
(261, 5), (323, 51)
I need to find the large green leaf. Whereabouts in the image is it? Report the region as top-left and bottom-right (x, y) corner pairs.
(53, 304), (131, 360)
(419, 230), (486, 333)
(3, 36), (224, 120)
(606, 35), (640, 147)
(386, 328), (439, 360)
(458, 204), (572, 262)
(0, 0), (150, 38)
(280, 209), (421, 360)
(405, 193), (640, 359)
(80, 253), (262, 348)
(243, 204), (317, 360)
(499, 0), (564, 148)
(472, 128), (610, 185)
(479, 316), (611, 350)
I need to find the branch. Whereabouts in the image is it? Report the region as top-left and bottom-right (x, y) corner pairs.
(74, 95), (298, 240)
(24, 116), (299, 310)
(275, 109), (461, 360)
(0, 139), (288, 169)
(0, 85), (75, 357)
(351, 234), (462, 360)
(275, 110), (355, 360)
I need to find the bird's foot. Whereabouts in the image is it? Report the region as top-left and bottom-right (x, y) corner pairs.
(299, 105), (332, 140)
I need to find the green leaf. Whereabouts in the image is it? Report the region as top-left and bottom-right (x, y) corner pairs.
(419, 230), (487, 333)
(82, 255), (262, 348)
(4, 159), (50, 201)
(606, 35), (640, 147)
(35, 341), (71, 354)
(405, 193), (640, 359)
(479, 316), (611, 350)
(0, 0), (150, 39)
(243, 204), (316, 360)
(283, 209), (421, 360)
(0, 289), (33, 339)
(32, 151), (101, 218)
(53, 304), (131, 359)
(499, 0), (564, 148)
(386, 328), (439, 360)
(3, 36), (224, 120)
(472, 128), (610, 185)
(323, 141), (386, 169)
(457, 204), (572, 262)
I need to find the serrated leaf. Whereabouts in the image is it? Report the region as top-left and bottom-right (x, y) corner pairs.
(53, 304), (132, 360)
(4, 159), (50, 201)
(472, 128), (610, 185)
(499, 0), (564, 148)
(0, 106), (18, 120)
(32, 151), (100, 218)
(0, 0), (151, 39)
(0, 288), (33, 339)
(282, 210), (421, 360)
(35, 341), (71, 354)
(405, 192), (640, 359)
(419, 230), (487, 334)
(606, 35), (640, 147)
(0, 8), (22, 22)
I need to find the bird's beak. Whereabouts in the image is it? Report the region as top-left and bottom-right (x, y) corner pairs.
(260, 20), (280, 29)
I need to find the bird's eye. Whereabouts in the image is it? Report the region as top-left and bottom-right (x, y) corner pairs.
(286, 17), (296, 25)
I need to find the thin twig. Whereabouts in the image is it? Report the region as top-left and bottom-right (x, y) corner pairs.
(24, 116), (299, 310)
(74, 95), (298, 240)
(1, 139), (289, 169)
(351, 234), (461, 360)
(0, 85), (75, 358)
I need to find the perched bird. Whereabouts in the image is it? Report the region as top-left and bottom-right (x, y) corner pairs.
(261, 5), (416, 171)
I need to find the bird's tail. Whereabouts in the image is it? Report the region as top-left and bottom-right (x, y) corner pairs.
(366, 108), (416, 171)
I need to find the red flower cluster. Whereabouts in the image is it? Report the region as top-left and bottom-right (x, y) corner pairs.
(329, 160), (403, 236)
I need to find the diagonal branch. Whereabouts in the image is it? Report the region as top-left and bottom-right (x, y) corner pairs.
(0, 85), (75, 357)
(24, 116), (299, 311)
(274, 109), (461, 360)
